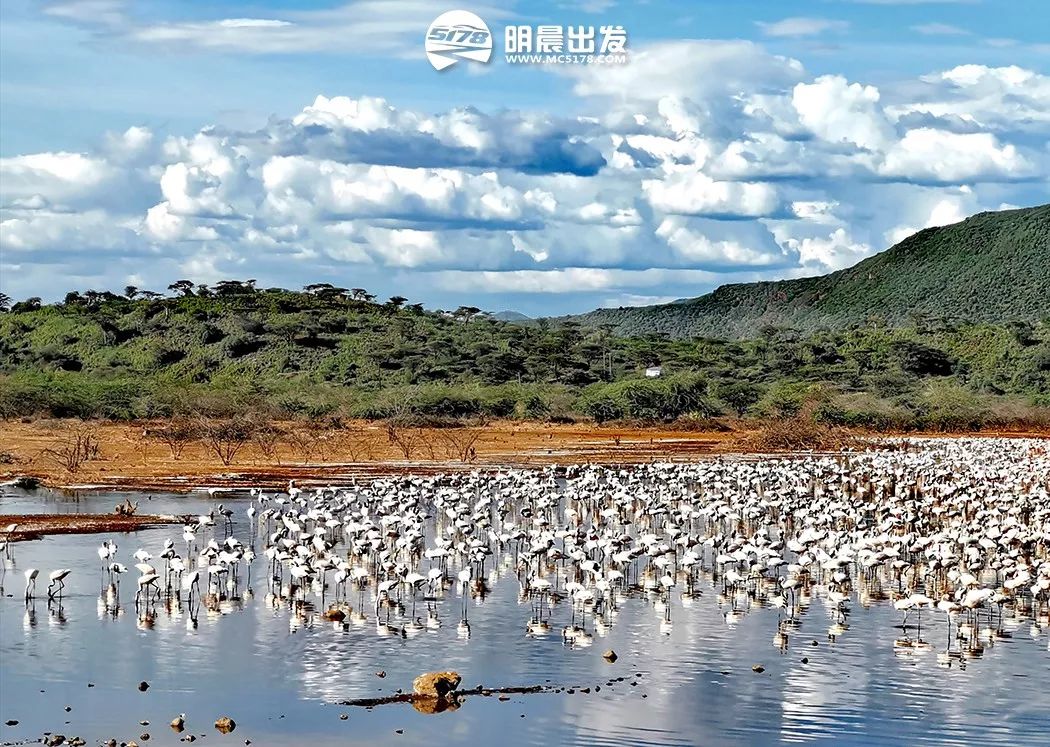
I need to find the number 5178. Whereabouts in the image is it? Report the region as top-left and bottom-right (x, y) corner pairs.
(428, 26), (489, 44)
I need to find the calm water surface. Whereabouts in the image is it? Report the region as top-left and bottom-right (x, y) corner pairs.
(1, 476), (1048, 747)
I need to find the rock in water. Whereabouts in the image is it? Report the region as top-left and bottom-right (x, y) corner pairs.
(215, 716), (236, 734)
(412, 671), (461, 698)
(602, 649), (618, 662)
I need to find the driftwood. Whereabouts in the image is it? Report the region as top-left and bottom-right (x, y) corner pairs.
(336, 679), (641, 710)
(338, 684), (550, 707)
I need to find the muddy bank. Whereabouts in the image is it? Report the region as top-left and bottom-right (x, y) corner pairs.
(0, 419), (742, 492)
(1, 513), (186, 542)
(1, 418), (1046, 493)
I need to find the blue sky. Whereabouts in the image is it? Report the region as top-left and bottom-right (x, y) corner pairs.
(1, 0), (1048, 315)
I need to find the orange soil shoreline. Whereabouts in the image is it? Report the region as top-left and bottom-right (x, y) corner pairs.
(1, 419), (1047, 493)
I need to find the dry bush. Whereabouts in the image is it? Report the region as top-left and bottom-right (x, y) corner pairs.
(286, 425), (320, 462)
(439, 428), (482, 462)
(286, 420), (341, 462)
(196, 416), (256, 466)
(340, 423), (379, 462)
(745, 404), (857, 453)
(385, 420), (421, 460)
(41, 423), (102, 473)
(151, 417), (197, 459)
(252, 424), (287, 465)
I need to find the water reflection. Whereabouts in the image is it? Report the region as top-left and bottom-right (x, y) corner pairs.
(1, 438), (1048, 747)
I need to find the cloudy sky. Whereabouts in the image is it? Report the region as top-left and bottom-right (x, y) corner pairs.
(1, 0), (1048, 315)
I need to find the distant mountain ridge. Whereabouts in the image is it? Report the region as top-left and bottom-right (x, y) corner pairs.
(564, 204), (1050, 339)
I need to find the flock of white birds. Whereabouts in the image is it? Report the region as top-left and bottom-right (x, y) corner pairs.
(13, 437), (1050, 662)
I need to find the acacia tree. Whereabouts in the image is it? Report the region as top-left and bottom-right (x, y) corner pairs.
(0, 292), (10, 312)
(168, 279), (195, 296)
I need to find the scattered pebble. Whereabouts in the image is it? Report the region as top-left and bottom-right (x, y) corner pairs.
(602, 649), (618, 662)
(752, 665), (766, 673)
(339, 714), (348, 721)
(137, 681), (150, 692)
(4, 720), (18, 726)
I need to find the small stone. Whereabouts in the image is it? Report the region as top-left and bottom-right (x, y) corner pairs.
(395, 729), (404, 735)
(752, 665), (765, 673)
(5, 720), (18, 726)
(375, 671), (386, 678)
(106, 740), (117, 747)
(412, 671), (461, 699)
(498, 695), (509, 702)
(140, 721), (149, 726)
(87, 683), (95, 688)
(138, 681), (150, 692)
(322, 607), (346, 622)
(46, 736), (65, 746)
(215, 717), (236, 734)
(801, 657), (809, 664)
(339, 714), (348, 721)
(64, 706), (72, 712)
(140, 733), (150, 741)
(602, 649), (618, 662)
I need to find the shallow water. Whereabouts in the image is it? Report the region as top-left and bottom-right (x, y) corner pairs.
(2, 462), (1049, 747)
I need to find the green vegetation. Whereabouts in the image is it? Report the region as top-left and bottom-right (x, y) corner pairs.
(567, 204), (1050, 338)
(1, 276), (1048, 431)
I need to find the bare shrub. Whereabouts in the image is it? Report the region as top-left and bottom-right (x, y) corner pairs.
(341, 424), (378, 462)
(385, 420), (420, 460)
(152, 418), (197, 459)
(252, 424), (286, 465)
(286, 425), (320, 462)
(196, 416), (256, 466)
(285, 421), (335, 462)
(439, 428), (482, 462)
(41, 423), (101, 473)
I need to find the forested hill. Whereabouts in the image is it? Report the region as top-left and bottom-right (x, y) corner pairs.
(1, 277), (1049, 428)
(565, 204), (1050, 339)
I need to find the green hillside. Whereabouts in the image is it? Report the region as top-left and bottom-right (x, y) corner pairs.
(567, 205), (1050, 338)
(1, 279), (1049, 430)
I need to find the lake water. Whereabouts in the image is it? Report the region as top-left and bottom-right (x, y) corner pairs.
(2, 443), (1049, 746)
